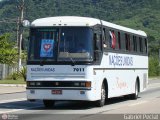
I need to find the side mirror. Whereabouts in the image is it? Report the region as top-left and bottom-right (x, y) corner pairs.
(23, 20), (30, 27)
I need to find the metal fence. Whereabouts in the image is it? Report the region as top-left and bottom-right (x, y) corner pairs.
(0, 64), (17, 80)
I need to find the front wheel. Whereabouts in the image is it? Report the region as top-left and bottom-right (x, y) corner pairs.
(43, 100), (55, 108)
(96, 83), (106, 107)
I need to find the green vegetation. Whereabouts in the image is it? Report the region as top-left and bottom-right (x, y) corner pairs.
(0, 79), (26, 84)
(149, 57), (160, 77)
(0, 0), (160, 77)
(1, 0), (160, 43)
(0, 65), (26, 84)
(19, 66), (27, 81)
(0, 33), (17, 65)
(0, 67), (26, 84)
(6, 67), (27, 81)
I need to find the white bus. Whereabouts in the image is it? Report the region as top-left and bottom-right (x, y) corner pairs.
(26, 16), (148, 108)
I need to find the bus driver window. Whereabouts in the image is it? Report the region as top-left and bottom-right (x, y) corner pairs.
(94, 33), (102, 51)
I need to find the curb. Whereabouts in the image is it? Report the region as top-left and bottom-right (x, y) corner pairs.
(0, 84), (26, 87)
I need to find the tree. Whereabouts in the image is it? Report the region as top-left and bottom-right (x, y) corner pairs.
(149, 57), (160, 76)
(0, 33), (18, 65)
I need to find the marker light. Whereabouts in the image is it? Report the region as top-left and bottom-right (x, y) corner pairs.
(85, 82), (91, 87)
(74, 82), (80, 86)
(30, 82), (35, 86)
(36, 82), (41, 86)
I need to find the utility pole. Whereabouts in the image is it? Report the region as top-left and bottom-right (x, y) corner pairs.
(159, 49), (160, 66)
(16, 17), (20, 48)
(17, 0), (24, 71)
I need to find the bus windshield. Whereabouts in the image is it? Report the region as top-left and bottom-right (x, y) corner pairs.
(58, 27), (93, 62)
(28, 27), (93, 63)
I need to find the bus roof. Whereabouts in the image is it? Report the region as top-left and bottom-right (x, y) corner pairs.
(31, 16), (147, 37)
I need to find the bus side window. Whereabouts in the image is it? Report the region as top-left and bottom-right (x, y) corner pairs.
(109, 30), (116, 49)
(114, 31), (119, 50)
(125, 33), (131, 51)
(118, 32), (121, 49)
(130, 35), (133, 51)
(142, 38), (147, 54)
(139, 37), (143, 53)
(144, 38), (148, 54)
(103, 28), (107, 49)
(94, 32), (103, 62)
(105, 29), (111, 49)
(121, 32), (126, 51)
(94, 33), (101, 51)
(133, 36), (137, 52)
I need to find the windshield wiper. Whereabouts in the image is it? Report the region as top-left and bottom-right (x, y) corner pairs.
(40, 59), (47, 66)
(70, 57), (75, 66)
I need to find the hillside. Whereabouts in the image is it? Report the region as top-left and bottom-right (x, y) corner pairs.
(0, 0), (160, 54)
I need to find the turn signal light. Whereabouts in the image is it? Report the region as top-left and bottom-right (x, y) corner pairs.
(85, 82), (91, 87)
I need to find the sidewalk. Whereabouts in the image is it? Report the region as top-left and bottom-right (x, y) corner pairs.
(0, 84), (26, 94)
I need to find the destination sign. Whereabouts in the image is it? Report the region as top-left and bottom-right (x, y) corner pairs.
(109, 54), (133, 67)
(31, 67), (55, 72)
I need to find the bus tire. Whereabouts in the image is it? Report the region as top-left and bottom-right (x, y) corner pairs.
(130, 81), (139, 100)
(96, 83), (106, 107)
(43, 100), (55, 108)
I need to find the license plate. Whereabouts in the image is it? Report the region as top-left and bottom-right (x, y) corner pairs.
(52, 90), (62, 95)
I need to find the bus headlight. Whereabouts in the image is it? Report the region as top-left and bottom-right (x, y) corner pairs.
(74, 82), (91, 87)
(74, 82), (80, 86)
(80, 82), (86, 87)
(30, 82), (35, 86)
(36, 82), (41, 86)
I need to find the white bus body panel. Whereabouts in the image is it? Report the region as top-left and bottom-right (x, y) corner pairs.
(94, 52), (148, 98)
(27, 52), (148, 101)
(31, 16), (147, 37)
(26, 89), (97, 101)
(27, 65), (99, 101)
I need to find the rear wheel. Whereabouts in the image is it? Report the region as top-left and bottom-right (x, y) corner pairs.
(96, 83), (106, 107)
(43, 100), (55, 108)
(130, 81), (139, 100)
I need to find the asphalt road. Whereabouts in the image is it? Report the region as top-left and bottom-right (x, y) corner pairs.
(0, 80), (160, 120)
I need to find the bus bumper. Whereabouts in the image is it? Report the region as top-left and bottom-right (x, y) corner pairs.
(26, 88), (99, 101)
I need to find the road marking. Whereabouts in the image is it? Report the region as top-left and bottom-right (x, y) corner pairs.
(0, 109), (25, 114)
(0, 98), (26, 104)
(0, 98), (30, 114)
(0, 106), (41, 114)
(149, 83), (160, 88)
(0, 98), (42, 114)
(128, 101), (148, 107)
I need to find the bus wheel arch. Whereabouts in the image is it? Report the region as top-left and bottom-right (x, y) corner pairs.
(95, 78), (108, 107)
(103, 78), (108, 99)
(136, 77), (140, 93)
